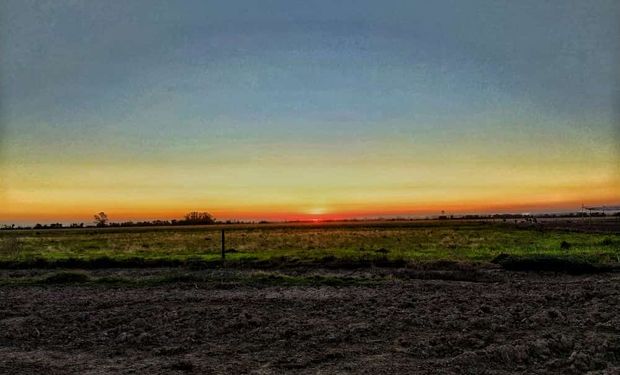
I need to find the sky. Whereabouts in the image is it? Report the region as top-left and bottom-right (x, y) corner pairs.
(1, 0), (619, 224)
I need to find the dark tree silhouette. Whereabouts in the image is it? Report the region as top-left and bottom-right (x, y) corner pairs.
(94, 212), (109, 227)
(183, 211), (216, 225)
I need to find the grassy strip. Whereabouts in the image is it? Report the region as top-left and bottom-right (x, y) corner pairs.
(0, 255), (412, 270)
(0, 270), (381, 287)
(3, 223), (618, 266)
(3, 256), (614, 287)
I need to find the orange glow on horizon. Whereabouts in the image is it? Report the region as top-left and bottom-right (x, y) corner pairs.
(2, 195), (619, 224)
(2, 140), (618, 224)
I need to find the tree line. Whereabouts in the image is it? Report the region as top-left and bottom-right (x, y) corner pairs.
(91, 211), (218, 227)
(1, 210), (617, 231)
(1, 211), (229, 230)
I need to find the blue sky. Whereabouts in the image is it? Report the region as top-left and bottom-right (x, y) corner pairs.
(1, 0), (619, 222)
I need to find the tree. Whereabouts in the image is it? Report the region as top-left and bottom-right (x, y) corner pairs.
(94, 212), (109, 227)
(183, 211), (215, 225)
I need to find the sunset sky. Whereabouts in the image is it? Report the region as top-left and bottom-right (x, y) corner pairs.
(1, 0), (619, 224)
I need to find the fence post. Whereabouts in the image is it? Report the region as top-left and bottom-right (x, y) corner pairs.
(221, 229), (225, 260)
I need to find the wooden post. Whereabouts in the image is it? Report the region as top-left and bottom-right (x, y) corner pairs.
(221, 229), (225, 260)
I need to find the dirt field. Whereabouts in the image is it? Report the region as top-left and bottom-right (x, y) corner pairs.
(1, 269), (619, 374)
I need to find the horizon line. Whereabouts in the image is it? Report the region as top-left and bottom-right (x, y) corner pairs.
(3, 201), (619, 226)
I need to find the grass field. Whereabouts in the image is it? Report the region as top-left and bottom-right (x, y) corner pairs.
(1, 220), (618, 266)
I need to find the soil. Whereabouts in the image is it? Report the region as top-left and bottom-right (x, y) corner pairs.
(1, 269), (619, 374)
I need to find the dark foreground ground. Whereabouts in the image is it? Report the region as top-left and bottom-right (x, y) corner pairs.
(1, 268), (619, 374)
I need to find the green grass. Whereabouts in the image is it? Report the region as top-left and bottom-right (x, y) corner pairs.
(0, 221), (618, 267)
